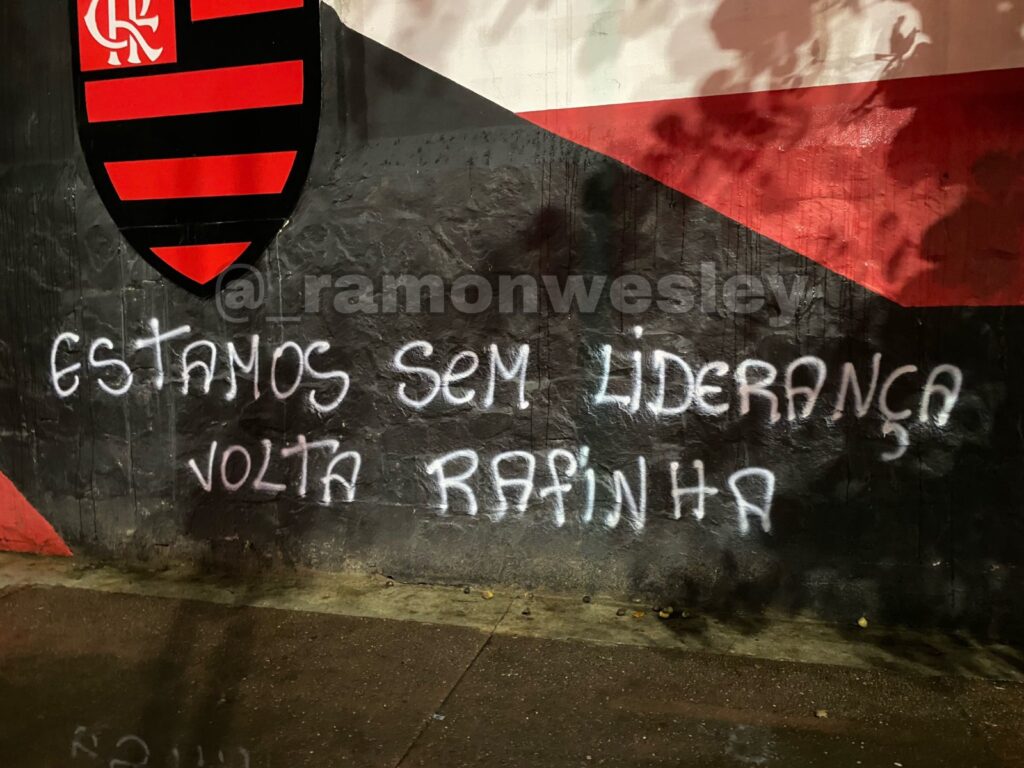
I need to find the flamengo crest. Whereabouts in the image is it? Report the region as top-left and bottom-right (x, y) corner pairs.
(70, 0), (321, 291)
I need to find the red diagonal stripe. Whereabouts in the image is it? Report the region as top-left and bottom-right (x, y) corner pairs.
(191, 0), (303, 20)
(522, 67), (1024, 307)
(105, 151), (297, 200)
(85, 61), (304, 123)
(151, 241), (251, 285)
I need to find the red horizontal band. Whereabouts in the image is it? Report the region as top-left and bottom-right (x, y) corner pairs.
(105, 151), (297, 200)
(191, 0), (303, 20)
(85, 61), (303, 123)
(151, 241), (251, 285)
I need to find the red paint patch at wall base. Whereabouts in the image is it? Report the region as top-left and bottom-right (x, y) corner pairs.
(521, 67), (1024, 308)
(0, 470), (72, 558)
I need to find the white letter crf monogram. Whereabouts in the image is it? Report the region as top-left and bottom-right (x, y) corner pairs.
(84, 0), (164, 67)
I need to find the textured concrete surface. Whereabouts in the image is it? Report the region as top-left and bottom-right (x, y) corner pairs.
(2, 553), (1022, 682)
(0, 585), (485, 768)
(401, 635), (1017, 768)
(1, 555), (1023, 767)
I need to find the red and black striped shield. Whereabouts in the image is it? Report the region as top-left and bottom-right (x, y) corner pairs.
(69, 0), (321, 291)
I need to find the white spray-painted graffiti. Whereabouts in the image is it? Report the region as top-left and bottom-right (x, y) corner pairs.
(395, 330), (963, 532)
(591, 328), (962, 463)
(187, 437), (361, 503)
(51, 320), (351, 412)
(392, 341), (531, 411)
(47, 320), (965, 535)
(50, 322), (364, 504)
(424, 450), (774, 535)
(71, 726), (250, 767)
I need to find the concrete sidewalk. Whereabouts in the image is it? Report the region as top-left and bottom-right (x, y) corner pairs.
(1, 555), (1023, 767)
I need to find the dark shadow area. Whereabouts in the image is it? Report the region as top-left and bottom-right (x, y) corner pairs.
(0, 585), (485, 767)
(633, 0), (1024, 657)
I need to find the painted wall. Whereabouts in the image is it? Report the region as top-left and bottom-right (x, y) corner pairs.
(2, 0), (1023, 639)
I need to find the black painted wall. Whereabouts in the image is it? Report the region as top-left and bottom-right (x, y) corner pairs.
(2, 3), (1023, 640)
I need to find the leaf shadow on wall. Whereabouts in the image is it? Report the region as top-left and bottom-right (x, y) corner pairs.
(635, 0), (1024, 655)
(630, 0), (1024, 307)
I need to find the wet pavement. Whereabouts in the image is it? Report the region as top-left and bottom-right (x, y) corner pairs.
(1, 572), (1023, 767)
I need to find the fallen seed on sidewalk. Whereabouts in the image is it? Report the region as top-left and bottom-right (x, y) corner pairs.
(659, 607), (674, 619)
(463, 586), (471, 594)
(583, 595), (592, 603)
(632, 610), (646, 619)
(482, 590), (495, 600)
(815, 709), (829, 719)
(616, 608), (627, 617)
(858, 616), (869, 629)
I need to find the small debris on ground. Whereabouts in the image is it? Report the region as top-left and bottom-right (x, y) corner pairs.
(521, 607), (532, 616)
(582, 595), (592, 604)
(385, 580), (395, 588)
(482, 590), (495, 600)
(632, 610), (646, 620)
(858, 616), (869, 629)
(659, 607), (674, 619)
(463, 586), (471, 594)
(815, 709), (829, 719)
(616, 608), (628, 617)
